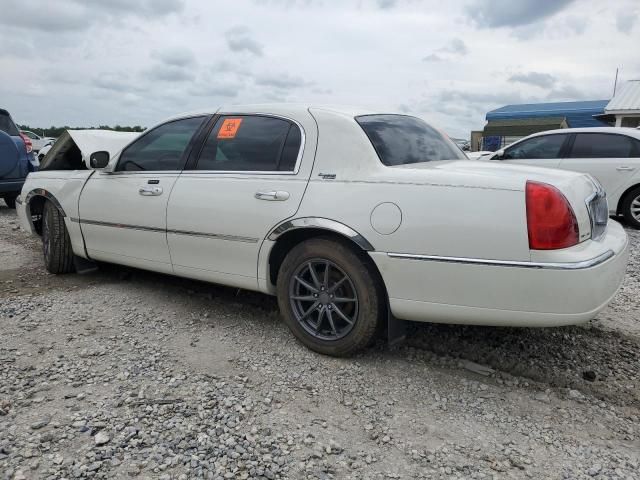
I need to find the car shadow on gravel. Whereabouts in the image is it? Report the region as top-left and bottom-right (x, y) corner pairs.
(407, 322), (639, 407)
(84, 262), (640, 409)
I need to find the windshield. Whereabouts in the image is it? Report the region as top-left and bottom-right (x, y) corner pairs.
(0, 110), (20, 136)
(356, 114), (466, 166)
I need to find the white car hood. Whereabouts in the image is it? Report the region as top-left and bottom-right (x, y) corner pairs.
(39, 129), (139, 170)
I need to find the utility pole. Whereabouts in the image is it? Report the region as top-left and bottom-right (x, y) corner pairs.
(613, 68), (619, 97)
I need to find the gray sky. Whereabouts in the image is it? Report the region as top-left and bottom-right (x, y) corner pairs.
(1, 0), (638, 137)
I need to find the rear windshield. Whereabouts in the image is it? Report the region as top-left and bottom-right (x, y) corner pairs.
(356, 114), (465, 166)
(0, 110), (19, 136)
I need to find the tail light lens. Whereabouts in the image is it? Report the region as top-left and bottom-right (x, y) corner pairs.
(526, 181), (579, 250)
(19, 133), (33, 153)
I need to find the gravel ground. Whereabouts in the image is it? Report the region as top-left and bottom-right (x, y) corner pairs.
(0, 202), (639, 480)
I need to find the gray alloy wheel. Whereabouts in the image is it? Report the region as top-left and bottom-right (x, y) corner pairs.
(289, 259), (359, 341)
(631, 196), (640, 223)
(621, 186), (640, 229)
(276, 237), (383, 357)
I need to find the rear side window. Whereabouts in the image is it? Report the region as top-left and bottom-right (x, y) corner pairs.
(0, 110), (19, 136)
(196, 115), (302, 172)
(356, 114), (465, 166)
(116, 116), (206, 172)
(568, 133), (640, 158)
(503, 134), (567, 160)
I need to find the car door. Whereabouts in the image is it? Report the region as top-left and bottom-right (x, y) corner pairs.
(78, 116), (208, 273)
(494, 133), (570, 169)
(167, 113), (316, 290)
(559, 132), (640, 199)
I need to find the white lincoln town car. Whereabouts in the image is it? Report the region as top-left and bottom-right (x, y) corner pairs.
(16, 105), (629, 356)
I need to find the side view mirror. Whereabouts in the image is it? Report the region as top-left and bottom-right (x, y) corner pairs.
(493, 149), (505, 160)
(89, 151), (110, 169)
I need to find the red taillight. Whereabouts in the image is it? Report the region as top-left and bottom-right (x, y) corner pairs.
(19, 133), (33, 153)
(526, 181), (579, 250)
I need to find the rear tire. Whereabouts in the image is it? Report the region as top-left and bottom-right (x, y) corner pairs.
(276, 237), (383, 357)
(42, 201), (75, 274)
(621, 186), (640, 229)
(3, 195), (17, 209)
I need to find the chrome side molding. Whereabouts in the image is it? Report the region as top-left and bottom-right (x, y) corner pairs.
(387, 250), (615, 270)
(71, 217), (259, 243)
(268, 217), (374, 251)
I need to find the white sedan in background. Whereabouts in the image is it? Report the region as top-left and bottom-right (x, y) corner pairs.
(486, 127), (640, 228)
(16, 105), (628, 356)
(20, 130), (56, 152)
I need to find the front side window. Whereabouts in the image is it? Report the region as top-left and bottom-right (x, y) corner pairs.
(356, 114), (465, 166)
(569, 133), (639, 158)
(502, 134), (567, 160)
(196, 115), (301, 172)
(116, 116), (206, 172)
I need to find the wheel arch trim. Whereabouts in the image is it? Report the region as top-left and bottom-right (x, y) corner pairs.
(616, 183), (640, 215)
(267, 217), (374, 251)
(24, 188), (67, 218)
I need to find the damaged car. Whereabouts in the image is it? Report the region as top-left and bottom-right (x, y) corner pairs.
(16, 105), (629, 356)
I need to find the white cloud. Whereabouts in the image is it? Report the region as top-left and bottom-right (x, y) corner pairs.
(0, 0), (638, 138)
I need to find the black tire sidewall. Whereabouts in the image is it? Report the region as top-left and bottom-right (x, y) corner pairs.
(43, 202), (56, 269)
(276, 238), (382, 356)
(622, 187), (640, 229)
(42, 201), (75, 274)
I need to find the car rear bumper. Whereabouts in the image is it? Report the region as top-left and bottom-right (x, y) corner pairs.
(370, 221), (629, 327)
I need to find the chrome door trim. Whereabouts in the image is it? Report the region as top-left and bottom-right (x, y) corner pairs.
(268, 217), (374, 251)
(386, 250), (615, 270)
(71, 217), (259, 243)
(167, 229), (259, 243)
(71, 218), (165, 233)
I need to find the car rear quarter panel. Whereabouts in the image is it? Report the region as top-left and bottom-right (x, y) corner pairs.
(303, 108), (531, 262)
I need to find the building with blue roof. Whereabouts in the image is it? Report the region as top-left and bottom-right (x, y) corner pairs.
(480, 100), (610, 151)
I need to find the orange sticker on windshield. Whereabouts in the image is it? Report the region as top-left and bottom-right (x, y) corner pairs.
(217, 118), (242, 139)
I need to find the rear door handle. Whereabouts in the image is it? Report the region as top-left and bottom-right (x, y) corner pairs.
(255, 190), (290, 201)
(139, 186), (163, 196)
(616, 166), (635, 172)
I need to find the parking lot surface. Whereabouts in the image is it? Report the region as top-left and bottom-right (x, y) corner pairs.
(1, 204), (639, 480)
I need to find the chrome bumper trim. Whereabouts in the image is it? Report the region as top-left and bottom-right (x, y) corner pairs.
(386, 250), (616, 270)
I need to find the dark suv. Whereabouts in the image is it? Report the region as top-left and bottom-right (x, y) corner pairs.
(1, 108), (36, 208)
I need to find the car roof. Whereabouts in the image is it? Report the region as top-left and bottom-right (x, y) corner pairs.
(526, 126), (640, 140)
(164, 104), (383, 124)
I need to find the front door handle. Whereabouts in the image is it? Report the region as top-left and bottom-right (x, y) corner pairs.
(616, 166), (635, 172)
(139, 186), (163, 196)
(255, 190), (290, 201)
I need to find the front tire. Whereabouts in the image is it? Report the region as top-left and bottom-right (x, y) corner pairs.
(621, 186), (640, 229)
(3, 195), (17, 209)
(42, 201), (75, 274)
(276, 238), (383, 357)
